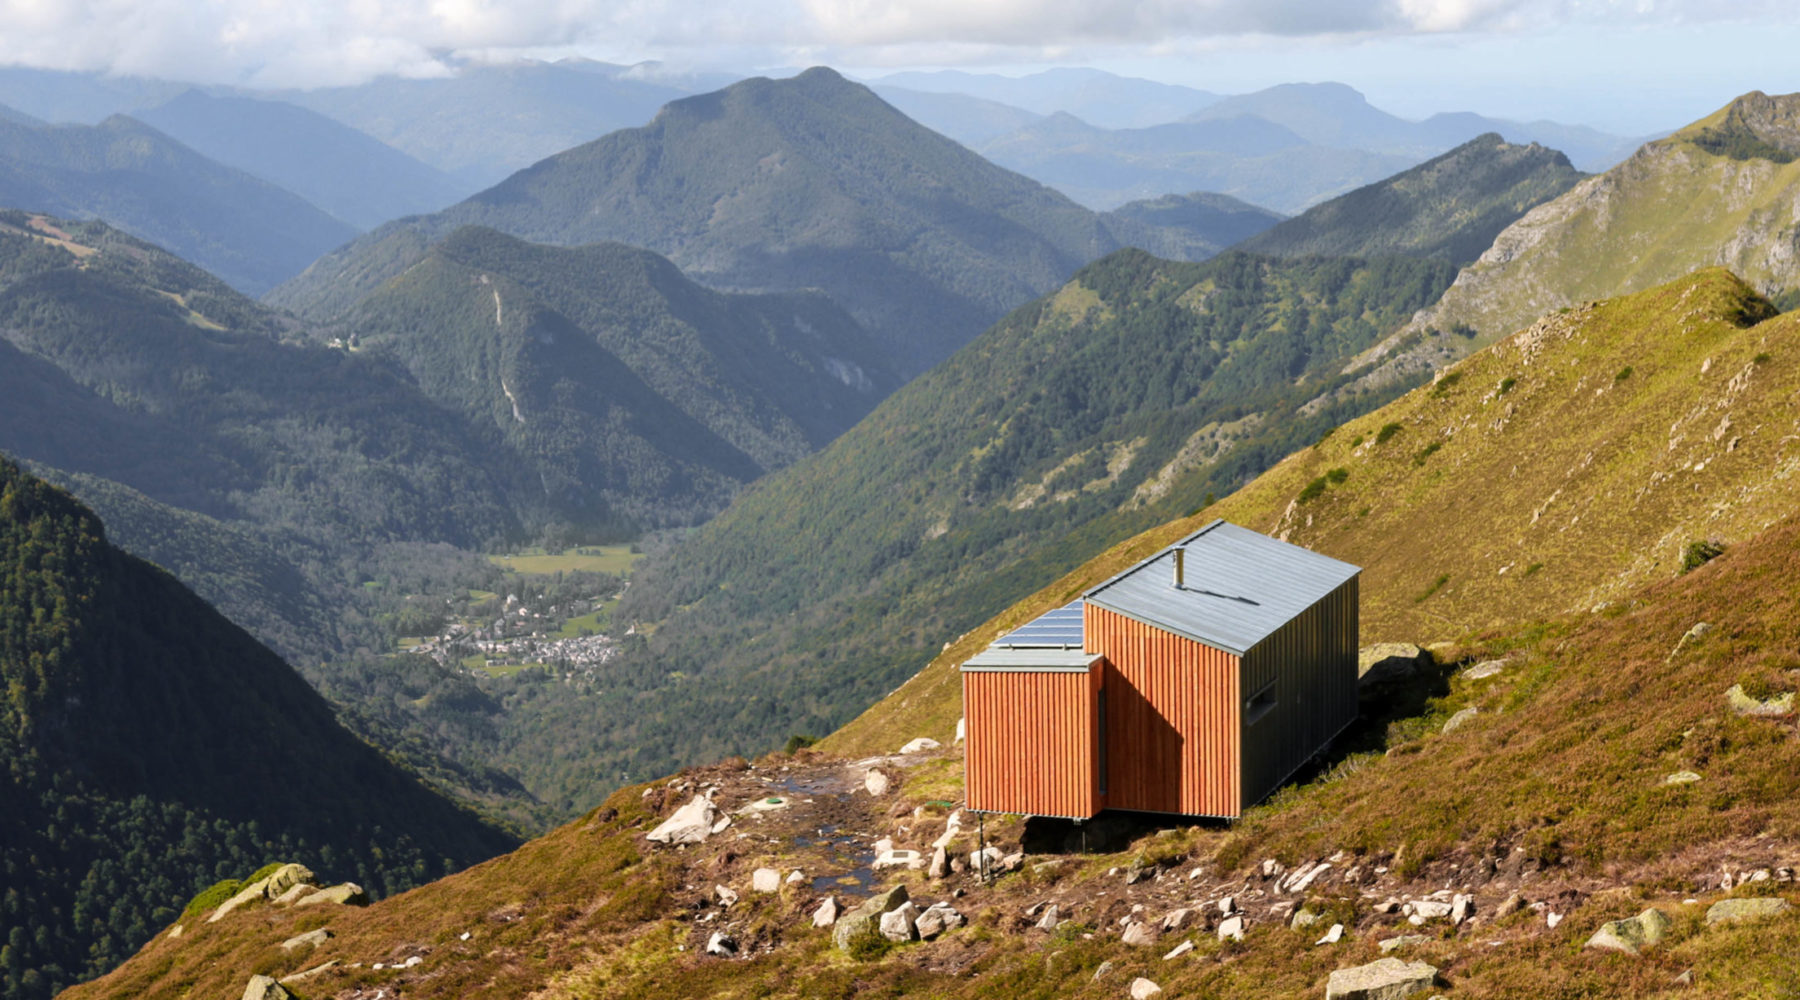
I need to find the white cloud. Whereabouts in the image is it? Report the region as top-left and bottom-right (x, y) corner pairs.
(0, 0), (1791, 87)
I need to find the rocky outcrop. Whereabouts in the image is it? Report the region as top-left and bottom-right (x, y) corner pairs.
(1325, 958), (1438, 1000)
(812, 896), (839, 927)
(645, 794), (720, 844)
(1726, 683), (1795, 717)
(1359, 644), (1431, 686)
(293, 883), (367, 908)
(1584, 908), (1670, 955)
(1705, 897), (1793, 925)
(279, 928), (332, 952)
(210, 864), (316, 922)
(241, 975), (294, 1000)
(880, 901), (922, 942)
(1129, 978), (1163, 999)
(833, 885), (910, 952)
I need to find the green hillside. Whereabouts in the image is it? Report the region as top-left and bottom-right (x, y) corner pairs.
(461, 248), (1457, 809)
(829, 267), (1799, 753)
(342, 226), (898, 526)
(273, 67), (1132, 375)
(0, 458), (517, 1000)
(1236, 133), (1583, 265)
(0, 114), (355, 294)
(1354, 91), (1800, 395)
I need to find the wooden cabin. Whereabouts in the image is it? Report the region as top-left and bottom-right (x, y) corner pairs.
(961, 520), (1359, 820)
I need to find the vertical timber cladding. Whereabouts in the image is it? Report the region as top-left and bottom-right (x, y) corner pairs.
(1085, 603), (1241, 817)
(961, 665), (1101, 818)
(1237, 577), (1360, 811)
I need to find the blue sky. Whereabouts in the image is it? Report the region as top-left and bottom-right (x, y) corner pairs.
(0, 0), (1793, 134)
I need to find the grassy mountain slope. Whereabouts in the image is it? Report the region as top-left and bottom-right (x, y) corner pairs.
(1361, 92), (1800, 392)
(342, 226), (899, 526)
(0, 459), (517, 1000)
(476, 249), (1457, 808)
(828, 267), (1795, 753)
(134, 90), (471, 230)
(0, 115), (356, 294)
(273, 67), (1126, 376)
(1235, 133), (1583, 265)
(65, 472), (1800, 1000)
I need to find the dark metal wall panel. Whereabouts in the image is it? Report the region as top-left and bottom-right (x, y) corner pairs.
(1239, 577), (1360, 810)
(962, 668), (1100, 818)
(1086, 603), (1241, 817)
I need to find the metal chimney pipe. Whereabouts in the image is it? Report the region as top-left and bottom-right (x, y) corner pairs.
(1172, 547), (1185, 589)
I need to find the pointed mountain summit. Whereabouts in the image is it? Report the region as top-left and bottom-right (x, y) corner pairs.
(272, 67), (1124, 376)
(1235, 133), (1582, 265)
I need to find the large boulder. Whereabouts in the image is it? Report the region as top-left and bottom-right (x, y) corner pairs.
(879, 901), (921, 942)
(1583, 908), (1670, 955)
(1705, 897), (1794, 925)
(279, 928), (332, 952)
(752, 868), (782, 893)
(1325, 958), (1438, 1000)
(645, 794), (719, 845)
(1129, 979), (1163, 999)
(813, 896), (839, 927)
(242, 975), (294, 1000)
(833, 885), (911, 952)
(293, 883), (367, 907)
(1359, 643), (1432, 686)
(264, 864), (315, 898)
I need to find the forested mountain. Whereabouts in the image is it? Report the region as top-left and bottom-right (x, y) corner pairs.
(274, 67), (1130, 376)
(339, 226), (899, 526)
(0, 458), (516, 1000)
(0, 114), (355, 294)
(1355, 91), (1800, 398)
(1100, 191), (1284, 261)
(134, 90), (471, 230)
(1235, 133), (1583, 264)
(475, 248), (1455, 807)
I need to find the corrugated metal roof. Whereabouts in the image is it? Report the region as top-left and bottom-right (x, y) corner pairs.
(993, 599), (1084, 648)
(1083, 520), (1359, 656)
(961, 648), (1102, 671)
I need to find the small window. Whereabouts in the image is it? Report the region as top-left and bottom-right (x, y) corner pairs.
(1245, 682), (1277, 725)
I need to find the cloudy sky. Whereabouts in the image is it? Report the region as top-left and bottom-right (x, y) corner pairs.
(0, 0), (1794, 133)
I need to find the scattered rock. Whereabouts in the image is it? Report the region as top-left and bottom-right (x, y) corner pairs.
(402, 955), (423, 968)
(833, 885), (910, 952)
(645, 795), (720, 845)
(1218, 915), (1246, 942)
(752, 868), (782, 893)
(787, 869), (805, 884)
(928, 847), (949, 879)
(1464, 659), (1508, 680)
(272, 883), (317, 906)
(1121, 921), (1161, 946)
(969, 846), (1004, 875)
(715, 885), (740, 907)
(1726, 684), (1795, 717)
(1441, 708), (1479, 734)
(899, 737), (941, 754)
(1316, 923), (1344, 945)
(1379, 935), (1431, 954)
(167, 924), (183, 939)
(1360, 643), (1431, 685)
(1001, 851), (1024, 872)
(1546, 911), (1563, 929)
(955, 717), (965, 743)
(241, 974), (294, 1000)
(873, 850), (924, 870)
(1325, 958), (1438, 1000)
(710, 815), (733, 835)
(279, 960), (338, 984)
(1160, 908), (1192, 932)
(930, 810), (963, 850)
(1092, 960), (1115, 982)
(1704, 897), (1793, 925)
(880, 901), (921, 942)
(1408, 900), (1452, 924)
(705, 931), (736, 957)
(1450, 894), (1474, 925)
(864, 769), (891, 796)
(1584, 908), (1670, 955)
(916, 903), (962, 939)
(1667, 622), (1712, 661)
(1664, 770), (1703, 785)
(1129, 977), (1163, 1000)
(813, 896), (839, 927)
(1035, 904), (1062, 931)
(1163, 940), (1194, 960)
(1219, 895), (1238, 915)
(279, 928), (332, 952)
(294, 883), (366, 908)
(1291, 908), (1321, 930)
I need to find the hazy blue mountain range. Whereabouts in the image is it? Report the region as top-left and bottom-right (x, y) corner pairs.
(134, 90), (471, 230)
(872, 67), (1222, 129)
(0, 113), (356, 293)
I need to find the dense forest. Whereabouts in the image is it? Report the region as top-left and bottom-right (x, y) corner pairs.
(0, 458), (517, 999)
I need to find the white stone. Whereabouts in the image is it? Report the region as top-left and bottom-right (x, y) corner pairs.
(1162, 940), (1194, 960)
(1325, 958), (1437, 1000)
(864, 770), (891, 796)
(1316, 923), (1344, 945)
(1035, 904), (1061, 930)
(1129, 977), (1164, 999)
(1218, 915), (1246, 942)
(931, 810), (963, 849)
(1218, 896), (1237, 914)
(899, 737), (941, 754)
(955, 718), (965, 743)
(1451, 894), (1474, 925)
(645, 795), (719, 845)
(715, 884), (739, 907)
(705, 931), (736, 957)
(880, 901), (920, 941)
(402, 956), (422, 968)
(786, 869), (805, 884)
(1121, 921), (1160, 946)
(813, 896), (839, 927)
(752, 868), (782, 893)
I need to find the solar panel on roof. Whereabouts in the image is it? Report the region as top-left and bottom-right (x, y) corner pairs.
(995, 599), (1084, 647)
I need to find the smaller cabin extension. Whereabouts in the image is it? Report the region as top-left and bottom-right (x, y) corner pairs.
(961, 520), (1359, 820)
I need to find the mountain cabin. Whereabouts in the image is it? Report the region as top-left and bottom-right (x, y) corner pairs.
(961, 520), (1360, 820)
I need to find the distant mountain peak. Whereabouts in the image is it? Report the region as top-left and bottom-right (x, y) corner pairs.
(1677, 90), (1800, 161)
